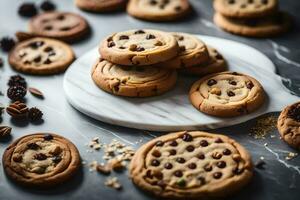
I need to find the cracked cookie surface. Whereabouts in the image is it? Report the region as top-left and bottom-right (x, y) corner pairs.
(159, 32), (209, 69)
(130, 131), (253, 199)
(75, 0), (127, 12)
(277, 102), (300, 149)
(29, 12), (89, 42)
(9, 37), (75, 75)
(127, 0), (191, 21)
(2, 133), (81, 187)
(189, 71), (265, 117)
(99, 29), (179, 66)
(91, 58), (177, 97)
(213, 0), (278, 18)
(180, 46), (227, 76)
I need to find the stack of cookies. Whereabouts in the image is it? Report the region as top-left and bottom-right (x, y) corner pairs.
(213, 0), (291, 37)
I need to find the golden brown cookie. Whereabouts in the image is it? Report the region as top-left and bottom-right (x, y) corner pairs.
(9, 37), (75, 75)
(213, 0), (278, 19)
(159, 32), (209, 69)
(130, 131), (253, 199)
(91, 58), (177, 97)
(29, 12), (89, 42)
(75, 0), (127, 12)
(189, 71), (265, 117)
(277, 102), (300, 149)
(180, 46), (227, 76)
(213, 11), (292, 37)
(99, 29), (179, 66)
(2, 133), (81, 187)
(127, 0), (191, 22)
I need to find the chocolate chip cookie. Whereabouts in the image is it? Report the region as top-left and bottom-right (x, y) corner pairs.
(91, 58), (177, 97)
(29, 12), (89, 42)
(189, 72), (265, 117)
(159, 32), (209, 69)
(2, 133), (81, 187)
(9, 37), (75, 75)
(130, 131), (253, 199)
(277, 102), (300, 149)
(75, 0), (127, 12)
(99, 29), (179, 66)
(181, 46), (227, 76)
(214, 11), (291, 37)
(213, 0), (278, 18)
(127, 0), (191, 21)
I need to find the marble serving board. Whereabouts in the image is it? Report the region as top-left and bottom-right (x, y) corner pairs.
(63, 35), (299, 131)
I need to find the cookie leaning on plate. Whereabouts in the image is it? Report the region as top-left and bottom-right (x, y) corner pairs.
(130, 131), (253, 199)
(29, 12), (89, 42)
(214, 11), (291, 37)
(127, 0), (191, 22)
(2, 133), (81, 187)
(189, 71), (265, 117)
(213, 0), (278, 19)
(277, 102), (300, 149)
(9, 37), (75, 75)
(75, 0), (127, 12)
(91, 58), (177, 97)
(159, 32), (209, 69)
(180, 45), (227, 76)
(99, 29), (179, 66)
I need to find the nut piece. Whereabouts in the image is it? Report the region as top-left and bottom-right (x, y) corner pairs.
(6, 101), (28, 118)
(0, 126), (12, 138)
(104, 177), (122, 190)
(210, 87), (221, 95)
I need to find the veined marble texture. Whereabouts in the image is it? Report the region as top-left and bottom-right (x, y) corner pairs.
(63, 35), (299, 131)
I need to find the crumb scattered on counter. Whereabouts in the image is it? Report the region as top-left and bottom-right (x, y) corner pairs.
(250, 115), (278, 139)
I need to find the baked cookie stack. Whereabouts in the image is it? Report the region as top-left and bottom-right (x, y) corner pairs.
(213, 0), (291, 37)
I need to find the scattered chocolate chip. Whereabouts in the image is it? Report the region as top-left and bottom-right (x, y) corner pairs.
(0, 37), (16, 52)
(44, 46), (53, 52)
(155, 140), (164, 146)
(186, 145), (195, 152)
(151, 159), (160, 166)
(169, 149), (177, 155)
(198, 176), (206, 185)
(108, 41), (116, 48)
(146, 34), (156, 40)
(240, 4), (247, 8)
(27, 142), (39, 150)
(178, 36), (184, 41)
(52, 155), (62, 163)
(153, 170), (163, 179)
(18, 3), (38, 17)
(119, 35), (129, 40)
(182, 133), (193, 142)
(119, 46), (126, 49)
(223, 148), (231, 155)
(288, 104), (300, 122)
(200, 140), (209, 147)
(227, 91), (235, 97)
(213, 172), (222, 179)
(40, 1), (56, 11)
(246, 82), (254, 89)
(155, 41), (163, 46)
(8, 75), (27, 88)
(134, 30), (145, 34)
(197, 153), (205, 160)
(136, 47), (145, 52)
(207, 79), (217, 86)
(44, 25), (53, 30)
(229, 80), (237, 85)
(44, 134), (53, 140)
(255, 160), (266, 169)
(248, 0), (254, 3)
(188, 163), (197, 169)
(174, 170), (183, 177)
(149, 0), (158, 5)
(233, 167), (244, 175)
(164, 162), (173, 169)
(169, 140), (178, 146)
(261, 0), (268, 4)
(146, 170), (153, 178)
(179, 46), (186, 52)
(204, 164), (212, 172)
(60, 27), (71, 31)
(228, 0), (235, 4)
(33, 55), (42, 63)
(29, 41), (44, 49)
(34, 153), (47, 160)
(216, 161), (226, 168)
(152, 150), (161, 157)
(57, 15), (65, 20)
(176, 157), (186, 163)
(174, 6), (182, 12)
(44, 58), (52, 64)
(215, 138), (223, 143)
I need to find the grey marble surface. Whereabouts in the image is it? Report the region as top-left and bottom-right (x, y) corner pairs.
(0, 0), (300, 200)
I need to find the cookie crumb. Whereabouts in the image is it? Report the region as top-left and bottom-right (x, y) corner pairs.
(285, 152), (298, 160)
(250, 115), (277, 139)
(104, 177), (122, 190)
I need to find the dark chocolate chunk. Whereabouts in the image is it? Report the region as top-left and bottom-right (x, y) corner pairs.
(152, 150), (161, 157)
(176, 157), (186, 163)
(134, 30), (145, 34)
(119, 35), (129, 40)
(174, 170), (183, 177)
(215, 138), (223, 143)
(169, 149), (177, 155)
(204, 164), (212, 172)
(207, 79), (217, 86)
(108, 41), (116, 48)
(186, 145), (195, 152)
(182, 133), (193, 142)
(255, 160), (266, 169)
(44, 134), (53, 140)
(288, 104), (300, 122)
(34, 153), (47, 160)
(146, 34), (156, 40)
(164, 162), (173, 169)
(27, 142), (39, 150)
(223, 148), (231, 155)
(169, 140), (178, 147)
(155, 140), (164, 146)
(216, 161), (226, 168)
(52, 156), (62, 163)
(197, 153), (205, 160)
(188, 163), (197, 169)
(227, 91), (235, 97)
(229, 80), (237, 85)
(200, 140), (209, 147)
(151, 159), (160, 166)
(213, 172), (222, 179)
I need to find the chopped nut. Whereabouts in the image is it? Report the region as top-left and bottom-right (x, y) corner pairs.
(105, 177), (122, 190)
(286, 152), (298, 160)
(210, 87), (221, 95)
(96, 163), (111, 175)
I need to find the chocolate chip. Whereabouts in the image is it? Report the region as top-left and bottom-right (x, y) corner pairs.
(44, 134), (53, 140)
(169, 140), (178, 146)
(212, 152), (222, 159)
(57, 15), (65, 20)
(178, 36), (184, 41)
(232, 72), (238, 75)
(207, 79), (217, 86)
(146, 34), (156, 40)
(13, 155), (23, 162)
(48, 51), (56, 56)
(169, 149), (177, 155)
(204, 164), (212, 172)
(149, 0), (157, 5)
(43, 58), (52, 64)
(164, 162), (173, 169)
(261, 0), (268, 4)
(228, 0), (235, 4)
(176, 157), (185, 163)
(136, 47), (145, 52)
(146, 170), (153, 178)
(200, 140), (209, 147)
(287, 104), (300, 122)
(213, 172), (222, 179)
(33, 55), (41, 63)
(152, 150), (161, 157)
(44, 46), (53, 52)
(29, 41), (44, 49)
(248, 0), (254, 3)
(174, 170), (183, 177)
(175, 6), (182, 12)
(155, 41), (163, 46)
(44, 26), (53, 30)
(153, 170), (163, 179)
(246, 82), (254, 89)
(216, 161), (226, 168)
(227, 91), (235, 97)
(108, 41), (115, 48)
(182, 133), (193, 142)
(151, 159), (160, 166)
(179, 46), (186, 52)
(60, 27), (71, 31)
(134, 30), (145, 34)
(34, 153), (47, 160)
(155, 140), (164, 146)
(197, 153), (205, 160)
(188, 163), (197, 169)
(119, 35), (129, 40)
(27, 142), (39, 150)
(229, 80), (237, 85)
(119, 46), (126, 49)
(215, 138), (223, 143)
(223, 148), (231, 155)
(186, 145), (195, 152)
(198, 176), (206, 185)
(52, 156), (62, 163)
(233, 167), (244, 175)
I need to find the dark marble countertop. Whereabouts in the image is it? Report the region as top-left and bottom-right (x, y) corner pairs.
(0, 0), (299, 200)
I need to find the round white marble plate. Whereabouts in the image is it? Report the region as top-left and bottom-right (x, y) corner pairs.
(63, 35), (299, 131)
